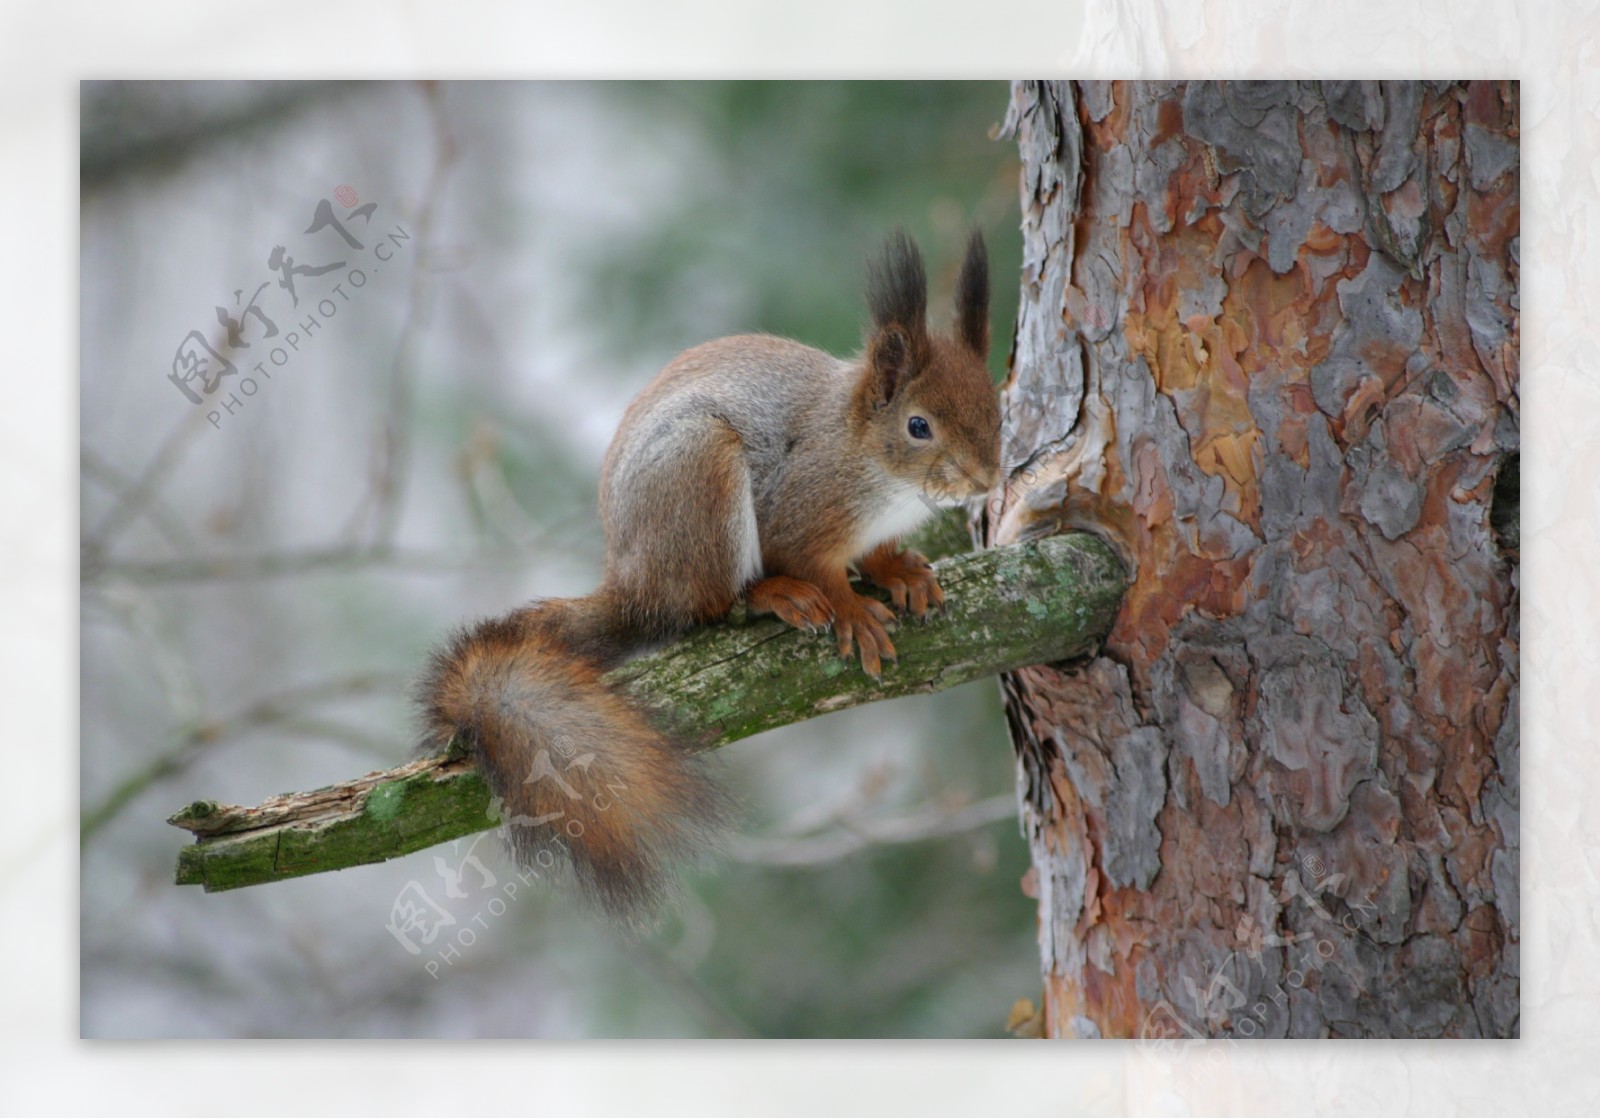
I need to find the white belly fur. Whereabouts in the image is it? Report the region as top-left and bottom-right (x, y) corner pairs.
(734, 461), (764, 586)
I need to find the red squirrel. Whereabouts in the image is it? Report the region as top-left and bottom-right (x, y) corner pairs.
(419, 230), (1000, 923)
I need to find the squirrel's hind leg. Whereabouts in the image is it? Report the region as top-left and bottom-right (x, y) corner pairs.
(600, 414), (759, 627)
(747, 575), (834, 632)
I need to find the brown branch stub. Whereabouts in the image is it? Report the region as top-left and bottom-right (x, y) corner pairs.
(168, 755), (461, 838)
(170, 534), (1127, 892)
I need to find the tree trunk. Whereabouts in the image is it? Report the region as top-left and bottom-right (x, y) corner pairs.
(990, 81), (1518, 1039)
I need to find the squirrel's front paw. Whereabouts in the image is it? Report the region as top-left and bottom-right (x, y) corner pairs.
(832, 593), (897, 679)
(858, 545), (945, 619)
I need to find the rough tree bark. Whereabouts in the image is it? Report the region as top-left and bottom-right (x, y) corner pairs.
(990, 81), (1518, 1039)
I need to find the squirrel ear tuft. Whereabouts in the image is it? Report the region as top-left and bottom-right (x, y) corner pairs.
(954, 229), (989, 357)
(867, 229), (928, 335)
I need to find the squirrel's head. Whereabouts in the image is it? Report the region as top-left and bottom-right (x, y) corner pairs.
(855, 229), (1001, 506)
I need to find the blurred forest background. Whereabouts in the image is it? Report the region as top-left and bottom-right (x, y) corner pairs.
(79, 80), (1036, 1038)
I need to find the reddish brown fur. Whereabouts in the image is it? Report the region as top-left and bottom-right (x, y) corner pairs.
(419, 230), (1000, 921)
(418, 600), (729, 925)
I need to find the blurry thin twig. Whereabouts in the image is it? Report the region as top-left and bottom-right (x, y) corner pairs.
(84, 84), (454, 580)
(627, 939), (759, 1039)
(86, 579), (205, 729)
(81, 449), (195, 551)
(81, 81), (356, 193)
(340, 80), (458, 549)
(272, 715), (402, 760)
(84, 491), (597, 585)
(725, 793), (1017, 867)
(83, 542), (569, 584)
(81, 671), (408, 841)
(461, 422), (547, 547)
(83, 383), (217, 557)
(760, 760), (899, 839)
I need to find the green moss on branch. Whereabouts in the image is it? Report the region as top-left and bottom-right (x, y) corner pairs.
(171, 534), (1126, 892)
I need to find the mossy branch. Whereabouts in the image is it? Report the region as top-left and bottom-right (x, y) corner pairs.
(169, 534), (1126, 892)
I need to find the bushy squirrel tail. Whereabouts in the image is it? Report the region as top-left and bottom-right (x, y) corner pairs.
(417, 592), (731, 925)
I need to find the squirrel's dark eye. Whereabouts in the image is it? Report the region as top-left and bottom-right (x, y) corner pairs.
(907, 416), (932, 440)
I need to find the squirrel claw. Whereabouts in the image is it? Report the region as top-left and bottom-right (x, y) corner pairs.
(859, 546), (944, 621)
(834, 591), (896, 678)
(748, 575), (835, 635)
